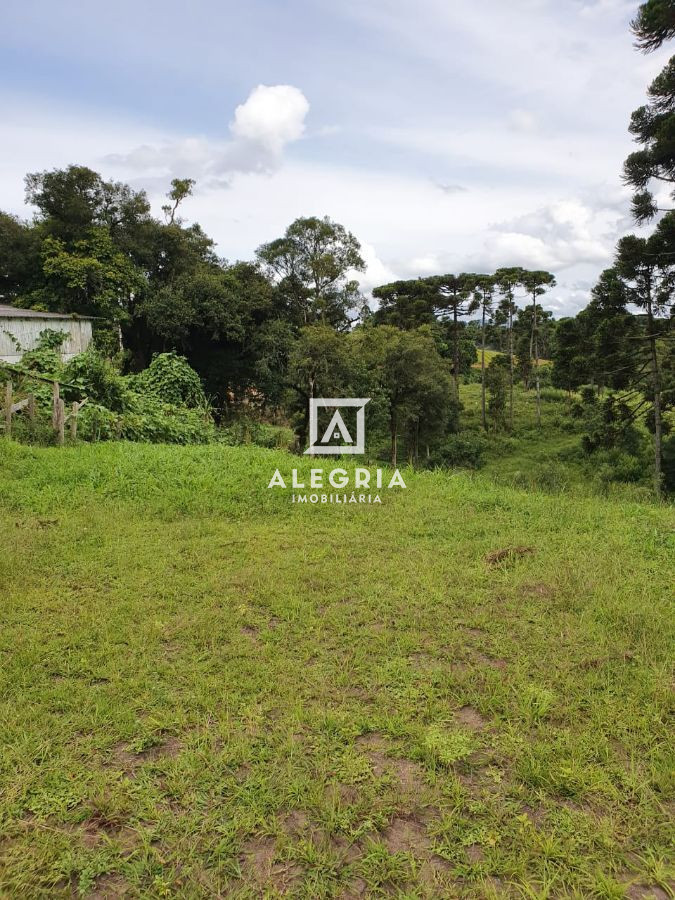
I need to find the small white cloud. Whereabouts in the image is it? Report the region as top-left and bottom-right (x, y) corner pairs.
(230, 84), (309, 155)
(434, 180), (467, 194)
(508, 109), (537, 133)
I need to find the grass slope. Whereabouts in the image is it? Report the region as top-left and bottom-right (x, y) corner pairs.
(0, 441), (673, 898)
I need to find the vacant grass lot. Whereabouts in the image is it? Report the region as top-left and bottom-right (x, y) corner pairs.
(0, 441), (673, 898)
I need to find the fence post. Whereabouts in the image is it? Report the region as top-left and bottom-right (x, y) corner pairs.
(3, 381), (11, 436)
(56, 398), (65, 446)
(27, 393), (36, 421)
(70, 401), (79, 441)
(52, 381), (60, 430)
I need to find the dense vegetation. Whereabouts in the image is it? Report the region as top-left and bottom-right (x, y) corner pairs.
(2, 0), (675, 496)
(0, 7), (672, 495)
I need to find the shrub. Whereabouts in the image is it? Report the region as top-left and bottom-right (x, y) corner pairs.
(430, 433), (487, 469)
(134, 352), (206, 408)
(62, 351), (127, 412)
(218, 419), (294, 449)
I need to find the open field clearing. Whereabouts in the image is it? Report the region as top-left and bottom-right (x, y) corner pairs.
(0, 442), (673, 898)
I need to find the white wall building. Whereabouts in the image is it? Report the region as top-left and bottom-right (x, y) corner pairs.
(0, 305), (93, 364)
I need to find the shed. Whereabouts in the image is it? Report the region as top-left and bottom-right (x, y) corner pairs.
(0, 305), (93, 364)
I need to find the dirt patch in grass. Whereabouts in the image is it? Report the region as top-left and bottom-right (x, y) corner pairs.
(108, 735), (182, 777)
(626, 885), (671, 899)
(486, 546), (535, 565)
(343, 875), (369, 897)
(466, 842), (485, 863)
(408, 651), (437, 669)
(522, 582), (556, 598)
(473, 651), (508, 670)
(356, 733), (425, 793)
(579, 651), (636, 670)
(239, 834), (303, 892)
(381, 815), (431, 855)
(460, 626), (484, 637)
(89, 873), (130, 898)
(455, 705), (487, 730)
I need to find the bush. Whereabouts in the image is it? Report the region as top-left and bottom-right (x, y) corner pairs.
(218, 419), (294, 449)
(134, 352), (206, 408)
(429, 432), (487, 469)
(62, 351), (127, 412)
(510, 461), (570, 493)
(591, 449), (649, 487)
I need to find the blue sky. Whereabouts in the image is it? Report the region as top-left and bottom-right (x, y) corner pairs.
(1, 0), (671, 313)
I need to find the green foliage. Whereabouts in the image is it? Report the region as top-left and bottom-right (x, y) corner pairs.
(134, 352), (206, 408)
(118, 394), (213, 444)
(580, 391), (645, 457)
(18, 329), (67, 379)
(257, 215), (365, 328)
(41, 228), (144, 319)
(430, 432), (488, 468)
(62, 350), (127, 411)
(485, 354), (510, 430)
(424, 724), (476, 766)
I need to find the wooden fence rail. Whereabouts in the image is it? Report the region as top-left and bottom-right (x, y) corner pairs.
(3, 378), (86, 443)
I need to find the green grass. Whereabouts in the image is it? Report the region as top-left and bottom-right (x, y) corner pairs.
(0, 440), (673, 898)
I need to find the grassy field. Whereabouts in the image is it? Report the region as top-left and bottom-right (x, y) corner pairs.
(471, 351), (551, 369)
(0, 440), (673, 898)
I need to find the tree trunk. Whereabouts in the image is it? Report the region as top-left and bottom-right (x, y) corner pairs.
(480, 303), (487, 431)
(304, 374), (315, 454)
(508, 306), (514, 431)
(646, 298), (663, 498)
(452, 305), (460, 401)
(532, 294), (541, 427)
(390, 415), (397, 467)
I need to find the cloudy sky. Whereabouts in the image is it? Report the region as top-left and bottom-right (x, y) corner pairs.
(1, 0), (670, 314)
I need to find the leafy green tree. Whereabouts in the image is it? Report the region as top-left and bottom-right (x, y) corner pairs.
(624, 56), (675, 221)
(551, 316), (591, 393)
(0, 212), (42, 302)
(287, 325), (359, 447)
(41, 228), (144, 320)
(623, 1), (675, 220)
(354, 325), (453, 465)
(162, 178), (195, 225)
(613, 214), (675, 496)
(25, 165), (151, 244)
(586, 268), (641, 391)
(257, 216), (365, 328)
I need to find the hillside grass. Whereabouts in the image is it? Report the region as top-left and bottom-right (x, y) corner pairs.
(0, 441), (673, 898)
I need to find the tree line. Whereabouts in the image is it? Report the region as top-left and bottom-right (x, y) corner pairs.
(0, 0), (673, 492)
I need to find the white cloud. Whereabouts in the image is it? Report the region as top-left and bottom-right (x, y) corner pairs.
(105, 84), (310, 185)
(508, 109), (537, 133)
(355, 242), (398, 292)
(230, 84), (308, 153)
(475, 198), (623, 272)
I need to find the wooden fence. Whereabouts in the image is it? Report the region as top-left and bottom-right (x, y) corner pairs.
(3, 377), (87, 444)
